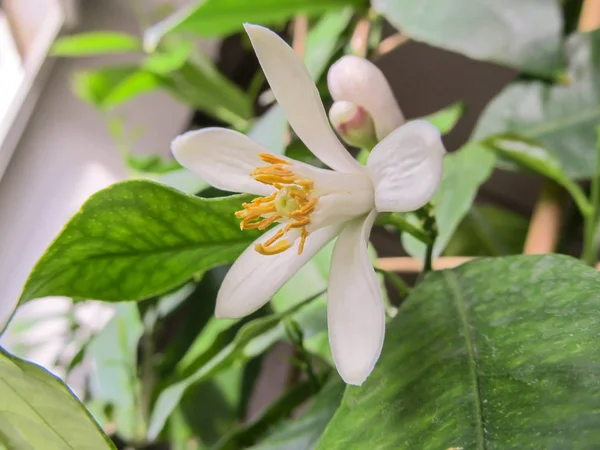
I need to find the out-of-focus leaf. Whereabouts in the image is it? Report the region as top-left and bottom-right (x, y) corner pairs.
(144, 0), (364, 49)
(125, 153), (182, 174)
(249, 377), (345, 450)
(248, 106), (288, 155)
(421, 102), (465, 135)
(86, 303), (144, 441)
(213, 378), (318, 450)
(474, 29), (600, 179)
(317, 255), (600, 449)
(147, 296), (324, 440)
(444, 205), (529, 256)
(484, 134), (590, 214)
(372, 0), (562, 77)
(0, 347), (115, 449)
(20, 181), (260, 304)
(143, 42), (193, 75)
(304, 8), (354, 79)
(158, 60), (252, 128)
(73, 67), (160, 110)
(403, 142), (495, 259)
(52, 31), (141, 56)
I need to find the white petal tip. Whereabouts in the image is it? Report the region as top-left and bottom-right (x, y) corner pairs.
(214, 302), (245, 320)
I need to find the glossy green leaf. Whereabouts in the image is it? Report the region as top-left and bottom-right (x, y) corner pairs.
(444, 205), (529, 256)
(403, 142), (496, 259)
(318, 255), (600, 449)
(474, 29), (600, 179)
(52, 32), (141, 56)
(20, 180), (260, 304)
(484, 134), (591, 215)
(0, 347), (115, 449)
(144, 0), (364, 49)
(372, 0), (562, 76)
(250, 377), (345, 450)
(422, 102), (465, 135)
(73, 67), (160, 110)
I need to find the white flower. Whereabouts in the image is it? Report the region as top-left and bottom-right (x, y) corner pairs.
(328, 55), (404, 140)
(171, 24), (445, 385)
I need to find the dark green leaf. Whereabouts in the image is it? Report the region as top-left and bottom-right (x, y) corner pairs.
(372, 0), (562, 77)
(20, 180), (260, 304)
(421, 102), (465, 135)
(403, 142), (496, 258)
(317, 255), (600, 449)
(250, 377), (345, 450)
(0, 347), (115, 449)
(484, 134), (590, 215)
(474, 29), (600, 179)
(444, 205), (529, 256)
(144, 0), (364, 48)
(52, 32), (141, 56)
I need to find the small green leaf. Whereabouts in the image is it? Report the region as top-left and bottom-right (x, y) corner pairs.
(403, 142), (496, 259)
(421, 102), (465, 135)
(144, 0), (364, 48)
(52, 32), (141, 56)
(20, 180), (260, 304)
(372, 0), (563, 77)
(474, 29), (600, 179)
(125, 153), (182, 175)
(0, 347), (115, 449)
(73, 67), (160, 110)
(317, 255), (600, 449)
(484, 134), (590, 215)
(143, 42), (193, 75)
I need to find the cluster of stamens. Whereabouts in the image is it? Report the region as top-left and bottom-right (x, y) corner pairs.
(235, 154), (317, 256)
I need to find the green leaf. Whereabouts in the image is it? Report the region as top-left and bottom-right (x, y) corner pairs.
(52, 32), (141, 56)
(147, 296), (325, 440)
(249, 377), (345, 450)
(317, 255), (600, 449)
(372, 0), (562, 77)
(144, 0), (364, 49)
(73, 67), (160, 110)
(0, 347), (115, 449)
(142, 42), (193, 75)
(421, 102), (465, 135)
(444, 205), (529, 256)
(484, 134), (591, 215)
(125, 153), (182, 175)
(474, 29), (600, 179)
(403, 142), (495, 259)
(20, 180), (260, 304)
(86, 304), (145, 441)
(304, 8), (354, 79)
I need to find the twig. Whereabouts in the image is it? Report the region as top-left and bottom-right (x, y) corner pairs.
(377, 256), (475, 273)
(523, 181), (564, 254)
(373, 33), (410, 58)
(350, 17), (371, 57)
(578, 0), (600, 31)
(292, 15), (308, 58)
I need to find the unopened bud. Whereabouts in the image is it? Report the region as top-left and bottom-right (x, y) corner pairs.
(328, 56), (404, 140)
(329, 101), (377, 149)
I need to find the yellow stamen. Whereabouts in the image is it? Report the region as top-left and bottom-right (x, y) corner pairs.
(236, 153), (320, 256)
(255, 239), (292, 255)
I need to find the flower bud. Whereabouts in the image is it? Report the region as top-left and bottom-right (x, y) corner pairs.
(329, 101), (377, 149)
(328, 56), (404, 140)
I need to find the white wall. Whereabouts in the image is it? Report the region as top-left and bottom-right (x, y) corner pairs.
(0, 0), (194, 359)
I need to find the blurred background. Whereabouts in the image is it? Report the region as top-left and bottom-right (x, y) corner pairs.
(0, 0), (564, 448)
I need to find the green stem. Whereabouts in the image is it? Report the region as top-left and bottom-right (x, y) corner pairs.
(375, 268), (411, 298)
(377, 213), (432, 245)
(582, 129), (600, 265)
(416, 204), (438, 273)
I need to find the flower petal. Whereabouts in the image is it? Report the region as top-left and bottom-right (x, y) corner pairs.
(328, 210), (384, 385)
(328, 55), (404, 140)
(216, 222), (344, 319)
(367, 120), (445, 213)
(171, 128), (275, 196)
(244, 24), (362, 174)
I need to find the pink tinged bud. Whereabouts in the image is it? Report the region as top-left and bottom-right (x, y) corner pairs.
(329, 101), (377, 149)
(327, 56), (404, 140)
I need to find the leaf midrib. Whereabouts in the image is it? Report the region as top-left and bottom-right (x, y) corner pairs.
(523, 104), (600, 139)
(445, 270), (486, 449)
